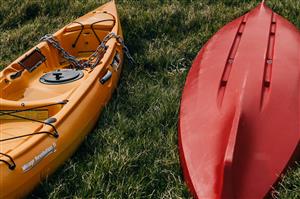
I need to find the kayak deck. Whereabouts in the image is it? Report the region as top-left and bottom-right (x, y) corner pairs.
(1, 67), (89, 102)
(0, 121), (41, 153)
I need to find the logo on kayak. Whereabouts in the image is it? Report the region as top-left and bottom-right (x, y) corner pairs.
(22, 143), (56, 172)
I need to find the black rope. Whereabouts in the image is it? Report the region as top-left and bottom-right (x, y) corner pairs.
(0, 100), (67, 116)
(71, 18), (116, 48)
(1, 113), (59, 138)
(0, 131), (58, 142)
(91, 19), (116, 44)
(0, 152), (16, 170)
(71, 21), (84, 48)
(0, 101), (67, 142)
(0, 101), (67, 170)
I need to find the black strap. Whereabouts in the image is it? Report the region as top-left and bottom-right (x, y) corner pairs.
(0, 100), (67, 170)
(0, 101), (67, 142)
(0, 152), (16, 170)
(0, 100), (67, 116)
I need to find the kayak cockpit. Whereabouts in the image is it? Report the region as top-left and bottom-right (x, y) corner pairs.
(0, 10), (116, 102)
(0, 66), (89, 102)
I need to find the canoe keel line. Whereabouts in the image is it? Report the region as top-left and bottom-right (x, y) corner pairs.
(179, 2), (300, 199)
(0, 1), (132, 198)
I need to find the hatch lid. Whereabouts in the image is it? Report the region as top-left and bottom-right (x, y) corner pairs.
(40, 69), (84, 85)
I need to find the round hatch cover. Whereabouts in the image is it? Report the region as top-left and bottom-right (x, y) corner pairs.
(40, 69), (84, 85)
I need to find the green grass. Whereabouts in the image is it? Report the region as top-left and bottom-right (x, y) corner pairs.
(0, 0), (299, 198)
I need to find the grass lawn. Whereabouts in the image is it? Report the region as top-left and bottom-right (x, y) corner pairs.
(0, 0), (299, 198)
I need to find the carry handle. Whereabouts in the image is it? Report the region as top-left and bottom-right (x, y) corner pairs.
(99, 70), (112, 84)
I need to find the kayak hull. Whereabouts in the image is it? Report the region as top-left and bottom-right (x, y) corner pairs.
(179, 3), (300, 199)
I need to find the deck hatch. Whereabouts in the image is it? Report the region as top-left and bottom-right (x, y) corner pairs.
(40, 69), (84, 85)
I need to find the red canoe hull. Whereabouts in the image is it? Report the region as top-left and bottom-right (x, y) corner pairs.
(179, 3), (300, 199)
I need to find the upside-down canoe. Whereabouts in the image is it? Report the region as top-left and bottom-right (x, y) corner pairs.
(179, 1), (300, 199)
(0, 1), (125, 198)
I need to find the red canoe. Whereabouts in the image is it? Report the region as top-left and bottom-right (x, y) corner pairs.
(178, 2), (300, 199)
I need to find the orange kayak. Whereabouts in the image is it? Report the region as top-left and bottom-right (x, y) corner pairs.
(0, 1), (125, 198)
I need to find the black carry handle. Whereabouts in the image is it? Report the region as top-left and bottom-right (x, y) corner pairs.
(100, 70), (112, 84)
